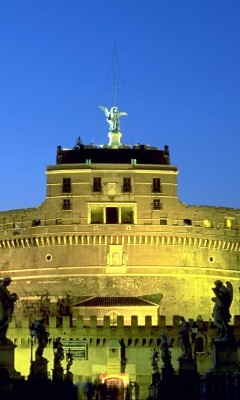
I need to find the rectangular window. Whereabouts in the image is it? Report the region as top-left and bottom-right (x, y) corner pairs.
(91, 206), (103, 223)
(153, 199), (161, 210)
(89, 205), (135, 224)
(63, 199), (71, 210)
(123, 178), (131, 193)
(106, 207), (118, 224)
(121, 207), (133, 224)
(93, 177), (102, 192)
(62, 178), (71, 193)
(160, 218), (167, 225)
(183, 218), (192, 226)
(225, 218), (232, 229)
(203, 219), (212, 228)
(32, 219), (41, 227)
(13, 222), (21, 229)
(152, 178), (161, 193)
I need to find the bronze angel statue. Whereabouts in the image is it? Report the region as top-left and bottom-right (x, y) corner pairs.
(99, 105), (127, 132)
(211, 280), (234, 340)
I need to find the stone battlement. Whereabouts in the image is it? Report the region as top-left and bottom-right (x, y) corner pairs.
(8, 314), (240, 343)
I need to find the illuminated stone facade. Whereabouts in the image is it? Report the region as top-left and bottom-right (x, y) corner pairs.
(0, 114), (240, 325)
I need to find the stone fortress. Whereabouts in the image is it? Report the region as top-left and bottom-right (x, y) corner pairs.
(0, 105), (240, 396)
(0, 104), (239, 322)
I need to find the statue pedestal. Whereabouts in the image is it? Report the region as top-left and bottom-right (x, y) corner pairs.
(65, 370), (73, 383)
(52, 366), (64, 381)
(161, 365), (174, 380)
(147, 371), (161, 400)
(0, 341), (22, 379)
(178, 357), (197, 374)
(151, 371), (161, 385)
(178, 358), (199, 400)
(29, 358), (49, 380)
(213, 339), (239, 372)
(201, 341), (240, 400)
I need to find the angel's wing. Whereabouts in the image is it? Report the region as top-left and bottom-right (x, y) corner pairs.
(98, 105), (109, 117)
(118, 112), (128, 117)
(226, 281), (233, 307)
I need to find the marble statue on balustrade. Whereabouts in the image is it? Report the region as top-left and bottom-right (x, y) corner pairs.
(34, 318), (50, 360)
(66, 349), (73, 376)
(211, 280), (234, 340)
(0, 277), (18, 344)
(159, 333), (174, 369)
(53, 337), (65, 369)
(150, 347), (160, 372)
(178, 316), (193, 360)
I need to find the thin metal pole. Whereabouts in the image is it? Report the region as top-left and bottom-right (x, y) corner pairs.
(113, 45), (117, 106)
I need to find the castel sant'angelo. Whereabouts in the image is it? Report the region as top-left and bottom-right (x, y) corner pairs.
(0, 104), (239, 325)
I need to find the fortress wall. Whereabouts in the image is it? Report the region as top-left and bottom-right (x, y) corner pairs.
(2, 274), (240, 325)
(0, 217), (239, 324)
(8, 314), (240, 383)
(8, 314), (240, 341)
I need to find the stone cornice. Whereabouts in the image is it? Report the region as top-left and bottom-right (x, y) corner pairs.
(0, 234), (239, 251)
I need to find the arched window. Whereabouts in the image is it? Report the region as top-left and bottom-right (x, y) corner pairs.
(106, 311), (119, 326)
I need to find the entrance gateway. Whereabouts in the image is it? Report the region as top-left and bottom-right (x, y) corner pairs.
(99, 374), (129, 400)
(99, 339), (129, 400)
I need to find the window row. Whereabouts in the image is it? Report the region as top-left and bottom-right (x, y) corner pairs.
(10, 216), (236, 228)
(62, 177), (162, 194)
(90, 206), (135, 224)
(61, 200), (162, 214)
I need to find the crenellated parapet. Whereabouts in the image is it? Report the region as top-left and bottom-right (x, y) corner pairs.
(8, 314), (240, 344)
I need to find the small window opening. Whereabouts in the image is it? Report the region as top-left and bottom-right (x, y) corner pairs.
(62, 178), (71, 193)
(93, 177), (102, 192)
(32, 219), (41, 227)
(203, 219), (212, 228)
(152, 178), (161, 193)
(123, 178), (131, 193)
(63, 199), (71, 210)
(153, 199), (161, 210)
(160, 218), (167, 225)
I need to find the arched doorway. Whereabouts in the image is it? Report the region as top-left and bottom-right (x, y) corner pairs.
(104, 377), (125, 400)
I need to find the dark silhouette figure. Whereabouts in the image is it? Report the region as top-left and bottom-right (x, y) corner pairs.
(97, 382), (107, 400)
(212, 280), (233, 340)
(150, 347), (159, 372)
(85, 379), (94, 400)
(53, 337), (65, 368)
(108, 383), (118, 400)
(178, 316), (193, 360)
(34, 318), (49, 360)
(0, 277), (18, 343)
(159, 333), (174, 368)
(66, 349), (73, 373)
(125, 385), (130, 400)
